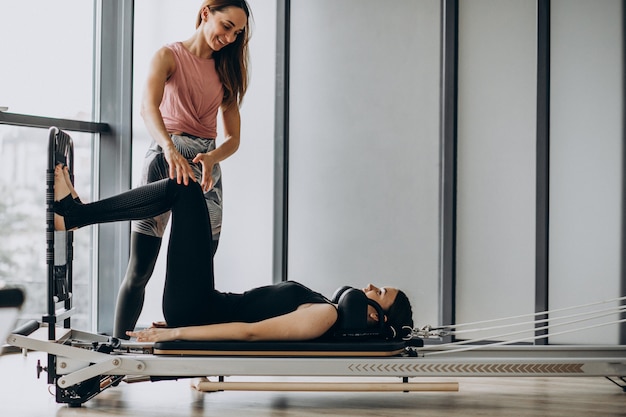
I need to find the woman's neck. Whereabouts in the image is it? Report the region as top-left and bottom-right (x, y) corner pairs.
(182, 34), (214, 59)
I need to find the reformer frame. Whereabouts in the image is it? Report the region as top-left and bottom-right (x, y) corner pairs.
(8, 326), (626, 406)
(44, 127), (78, 386)
(6, 127), (626, 407)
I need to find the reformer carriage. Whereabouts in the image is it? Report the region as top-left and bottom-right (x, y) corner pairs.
(6, 127), (626, 407)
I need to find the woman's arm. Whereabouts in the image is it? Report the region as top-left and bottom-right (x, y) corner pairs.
(141, 47), (196, 185)
(192, 103), (241, 192)
(127, 303), (337, 343)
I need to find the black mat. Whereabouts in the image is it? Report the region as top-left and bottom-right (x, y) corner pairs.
(153, 338), (422, 357)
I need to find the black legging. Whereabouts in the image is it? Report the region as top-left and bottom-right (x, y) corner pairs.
(57, 179), (226, 327)
(114, 232), (163, 338)
(114, 151), (218, 338)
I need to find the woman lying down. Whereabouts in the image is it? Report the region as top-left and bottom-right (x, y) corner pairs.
(53, 165), (413, 343)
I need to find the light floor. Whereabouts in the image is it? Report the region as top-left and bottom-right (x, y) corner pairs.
(1, 350), (625, 417)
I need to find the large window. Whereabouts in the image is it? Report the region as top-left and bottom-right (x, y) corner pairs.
(0, 1), (96, 330)
(0, 1), (94, 119)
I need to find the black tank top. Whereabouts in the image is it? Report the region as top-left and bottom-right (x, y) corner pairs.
(224, 281), (333, 323)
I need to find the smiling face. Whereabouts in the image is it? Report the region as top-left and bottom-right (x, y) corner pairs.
(201, 6), (248, 51)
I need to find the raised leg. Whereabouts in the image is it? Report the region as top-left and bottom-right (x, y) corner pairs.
(54, 170), (179, 230)
(54, 166), (221, 327)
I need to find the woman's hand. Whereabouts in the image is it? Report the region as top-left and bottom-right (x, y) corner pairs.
(163, 145), (196, 186)
(192, 152), (217, 192)
(126, 326), (179, 342)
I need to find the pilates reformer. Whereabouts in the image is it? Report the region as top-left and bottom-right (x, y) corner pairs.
(5, 127), (626, 407)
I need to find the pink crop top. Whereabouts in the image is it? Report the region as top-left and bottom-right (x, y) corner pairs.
(159, 42), (224, 139)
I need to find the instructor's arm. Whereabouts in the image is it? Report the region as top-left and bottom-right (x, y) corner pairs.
(141, 46), (196, 185)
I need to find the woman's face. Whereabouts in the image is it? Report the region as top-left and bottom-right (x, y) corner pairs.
(363, 284), (398, 311)
(203, 6), (247, 51)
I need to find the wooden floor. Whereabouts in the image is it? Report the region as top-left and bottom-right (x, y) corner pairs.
(1, 351), (625, 417)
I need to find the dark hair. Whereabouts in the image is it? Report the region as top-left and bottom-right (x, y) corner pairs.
(385, 290), (414, 339)
(196, 0), (252, 108)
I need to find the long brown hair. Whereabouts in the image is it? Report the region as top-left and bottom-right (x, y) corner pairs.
(196, 0), (251, 108)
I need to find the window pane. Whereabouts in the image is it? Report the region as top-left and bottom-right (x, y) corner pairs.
(0, 126), (94, 331)
(0, 1), (94, 120)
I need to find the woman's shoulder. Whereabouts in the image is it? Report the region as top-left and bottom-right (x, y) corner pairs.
(161, 42), (184, 59)
(150, 44), (177, 62)
(150, 45), (177, 76)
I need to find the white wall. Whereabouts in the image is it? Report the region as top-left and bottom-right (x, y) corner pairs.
(455, 0), (538, 341)
(549, 0), (623, 344)
(287, 0), (442, 326)
(213, 0), (276, 294)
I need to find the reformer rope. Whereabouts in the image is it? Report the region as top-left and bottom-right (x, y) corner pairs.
(435, 295), (626, 330)
(449, 304), (626, 336)
(419, 306), (626, 352)
(422, 317), (626, 356)
(404, 295), (625, 355)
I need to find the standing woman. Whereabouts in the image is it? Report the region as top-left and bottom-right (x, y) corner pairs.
(114, 0), (252, 339)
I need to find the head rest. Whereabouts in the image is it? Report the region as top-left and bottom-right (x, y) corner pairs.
(330, 285), (354, 303)
(333, 287), (393, 338)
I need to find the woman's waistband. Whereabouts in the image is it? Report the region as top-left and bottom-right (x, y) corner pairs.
(176, 132), (215, 141)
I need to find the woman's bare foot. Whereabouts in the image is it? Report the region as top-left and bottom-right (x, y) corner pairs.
(61, 165), (80, 200)
(54, 165), (72, 231)
(54, 165), (72, 203)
